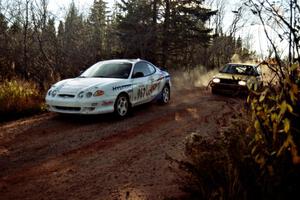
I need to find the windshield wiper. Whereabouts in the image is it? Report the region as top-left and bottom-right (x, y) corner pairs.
(78, 76), (87, 78)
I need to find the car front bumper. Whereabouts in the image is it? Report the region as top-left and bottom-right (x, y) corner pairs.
(45, 96), (115, 114)
(211, 83), (248, 95)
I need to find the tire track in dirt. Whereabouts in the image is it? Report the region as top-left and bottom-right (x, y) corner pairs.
(0, 109), (188, 183)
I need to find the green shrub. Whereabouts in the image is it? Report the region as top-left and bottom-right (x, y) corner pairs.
(0, 79), (45, 121)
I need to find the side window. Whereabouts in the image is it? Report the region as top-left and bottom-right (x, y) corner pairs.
(256, 66), (262, 75)
(147, 63), (156, 74)
(133, 62), (151, 78)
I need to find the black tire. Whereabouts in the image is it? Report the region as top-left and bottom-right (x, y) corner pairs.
(114, 94), (130, 117)
(159, 85), (170, 104)
(211, 87), (218, 95)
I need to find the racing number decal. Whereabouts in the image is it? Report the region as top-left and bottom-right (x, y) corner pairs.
(146, 82), (159, 96)
(135, 77), (163, 101)
(137, 86), (146, 99)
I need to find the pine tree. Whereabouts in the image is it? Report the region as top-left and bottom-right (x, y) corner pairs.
(116, 0), (156, 61)
(164, 0), (216, 67)
(56, 21), (65, 78)
(63, 2), (87, 77)
(116, 0), (216, 68)
(88, 0), (107, 61)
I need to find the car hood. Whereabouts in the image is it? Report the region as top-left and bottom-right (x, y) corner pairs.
(214, 73), (253, 81)
(55, 77), (123, 94)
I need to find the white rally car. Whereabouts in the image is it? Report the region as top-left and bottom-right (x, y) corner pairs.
(45, 59), (171, 117)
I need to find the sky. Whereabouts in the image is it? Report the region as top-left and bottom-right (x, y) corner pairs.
(47, 0), (287, 58)
(48, 0), (114, 18)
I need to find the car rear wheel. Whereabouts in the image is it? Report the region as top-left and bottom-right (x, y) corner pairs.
(160, 85), (170, 104)
(115, 94), (130, 117)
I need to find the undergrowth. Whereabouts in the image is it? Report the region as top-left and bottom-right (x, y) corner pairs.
(170, 113), (255, 200)
(0, 79), (45, 122)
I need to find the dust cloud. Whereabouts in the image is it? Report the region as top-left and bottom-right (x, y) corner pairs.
(231, 53), (258, 65)
(169, 54), (276, 92)
(171, 67), (218, 91)
(170, 54), (254, 91)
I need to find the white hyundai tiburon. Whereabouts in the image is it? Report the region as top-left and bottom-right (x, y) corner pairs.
(45, 59), (171, 117)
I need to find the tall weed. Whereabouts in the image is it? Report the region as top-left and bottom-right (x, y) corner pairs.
(0, 79), (44, 121)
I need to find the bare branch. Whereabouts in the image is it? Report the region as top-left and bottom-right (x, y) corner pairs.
(248, 0), (286, 84)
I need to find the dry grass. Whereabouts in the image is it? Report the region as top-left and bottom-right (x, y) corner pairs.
(0, 79), (44, 122)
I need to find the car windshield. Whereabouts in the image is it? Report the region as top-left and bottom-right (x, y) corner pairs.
(220, 64), (257, 76)
(80, 62), (132, 79)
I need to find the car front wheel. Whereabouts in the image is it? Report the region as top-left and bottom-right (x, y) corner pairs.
(211, 87), (218, 95)
(114, 94), (130, 117)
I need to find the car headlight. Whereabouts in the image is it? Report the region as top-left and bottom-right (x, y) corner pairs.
(86, 92), (93, 98)
(51, 90), (58, 97)
(78, 91), (84, 98)
(93, 90), (104, 97)
(48, 90), (52, 96)
(238, 80), (247, 86)
(212, 78), (220, 83)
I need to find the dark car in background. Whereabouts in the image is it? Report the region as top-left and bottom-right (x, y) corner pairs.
(210, 63), (263, 95)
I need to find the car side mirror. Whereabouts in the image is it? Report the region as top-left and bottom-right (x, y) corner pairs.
(253, 71), (260, 77)
(132, 72), (144, 78)
(79, 70), (84, 75)
(160, 66), (168, 72)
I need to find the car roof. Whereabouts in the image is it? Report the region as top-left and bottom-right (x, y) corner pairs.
(101, 59), (147, 64)
(227, 63), (257, 67)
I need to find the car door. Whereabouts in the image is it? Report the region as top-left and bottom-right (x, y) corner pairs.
(146, 63), (162, 99)
(131, 62), (152, 105)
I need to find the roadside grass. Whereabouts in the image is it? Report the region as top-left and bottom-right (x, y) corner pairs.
(0, 79), (45, 122)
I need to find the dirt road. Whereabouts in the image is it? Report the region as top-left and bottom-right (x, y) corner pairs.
(0, 86), (242, 200)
